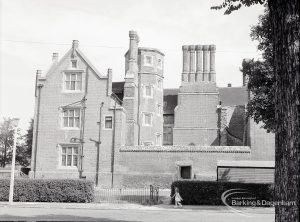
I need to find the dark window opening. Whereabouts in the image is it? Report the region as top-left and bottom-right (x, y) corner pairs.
(105, 116), (113, 129)
(180, 166), (192, 179)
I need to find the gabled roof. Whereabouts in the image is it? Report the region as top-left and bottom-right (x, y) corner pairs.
(44, 46), (106, 80)
(111, 84), (248, 114)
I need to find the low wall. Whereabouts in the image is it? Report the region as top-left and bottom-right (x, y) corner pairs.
(115, 146), (251, 188)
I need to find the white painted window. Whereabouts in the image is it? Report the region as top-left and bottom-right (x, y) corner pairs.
(104, 116), (113, 129)
(144, 85), (153, 97)
(61, 146), (79, 167)
(63, 108), (81, 128)
(143, 113), (152, 126)
(144, 55), (153, 66)
(65, 73), (82, 91)
(156, 134), (162, 146)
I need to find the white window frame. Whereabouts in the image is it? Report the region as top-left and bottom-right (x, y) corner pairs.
(155, 133), (162, 146)
(61, 108), (81, 130)
(63, 71), (83, 93)
(144, 85), (153, 98)
(59, 144), (79, 168)
(143, 112), (153, 126)
(144, 55), (154, 66)
(103, 115), (113, 130)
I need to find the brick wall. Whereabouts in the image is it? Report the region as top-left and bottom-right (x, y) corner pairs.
(30, 48), (127, 186)
(249, 120), (275, 161)
(173, 82), (220, 145)
(114, 145), (251, 188)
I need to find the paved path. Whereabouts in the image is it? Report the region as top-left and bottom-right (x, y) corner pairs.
(0, 202), (275, 222)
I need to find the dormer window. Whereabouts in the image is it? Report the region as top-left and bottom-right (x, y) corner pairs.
(71, 60), (77, 68)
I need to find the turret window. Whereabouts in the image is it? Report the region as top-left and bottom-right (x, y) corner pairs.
(157, 104), (162, 116)
(157, 58), (163, 69)
(144, 55), (153, 66)
(144, 85), (153, 97)
(143, 113), (153, 126)
(157, 79), (163, 89)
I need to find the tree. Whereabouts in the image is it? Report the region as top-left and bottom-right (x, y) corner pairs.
(240, 10), (275, 132)
(0, 118), (16, 167)
(212, 1), (300, 221)
(0, 118), (33, 168)
(16, 119), (33, 167)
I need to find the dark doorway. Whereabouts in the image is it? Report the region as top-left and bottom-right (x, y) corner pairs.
(180, 166), (191, 179)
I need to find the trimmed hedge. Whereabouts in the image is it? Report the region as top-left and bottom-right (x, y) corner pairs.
(0, 178), (94, 203)
(171, 180), (274, 206)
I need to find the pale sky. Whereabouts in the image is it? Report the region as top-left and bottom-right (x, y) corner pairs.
(0, 0), (264, 131)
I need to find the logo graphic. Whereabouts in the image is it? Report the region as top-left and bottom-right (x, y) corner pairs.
(221, 188), (255, 217)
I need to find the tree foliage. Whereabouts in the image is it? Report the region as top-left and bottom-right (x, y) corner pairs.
(211, 0), (265, 14)
(0, 118), (33, 167)
(212, 1), (300, 221)
(240, 10), (275, 132)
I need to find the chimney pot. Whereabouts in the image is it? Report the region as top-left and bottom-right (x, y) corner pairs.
(228, 83), (232, 87)
(107, 68), (112, 75)
(36, 70), (42, 76)
(72, 40), (79, 49)
(52, 53), (59, 62)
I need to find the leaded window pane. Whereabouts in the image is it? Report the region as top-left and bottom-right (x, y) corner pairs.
(67, 155), (72, 166)
(63, 117), (68, 127)
(74, 117), (80, 127)
(73, 155), (78, 166)
(62, 154), (66, 166)
(71, 74), (76, 81)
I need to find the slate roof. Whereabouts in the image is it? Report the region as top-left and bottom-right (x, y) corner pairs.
(112, 83), (248, 114)
(219, 87), (248, 106)
(112, 82), (125, 101)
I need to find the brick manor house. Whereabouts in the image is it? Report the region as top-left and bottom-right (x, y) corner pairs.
(30, 31), (275, 187)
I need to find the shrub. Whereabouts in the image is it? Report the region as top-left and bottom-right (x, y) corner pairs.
(170, 180), (273, 206)
(0, 178), (94, 203)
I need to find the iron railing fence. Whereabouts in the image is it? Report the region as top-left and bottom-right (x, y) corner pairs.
(94, 187), (171, 204)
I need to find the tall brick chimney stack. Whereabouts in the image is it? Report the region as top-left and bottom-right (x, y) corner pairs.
(182, 45), (190, 82)
(71, 40), (79, 58)
(202, 45), (210, 82)
(189, 45), (196, 82)
(126, 31), (139, 79)
(196, 45), (203, 82)
(72, 40), (79, 49)
(209, 45), (216, 82)
(123, 31), (140, 146)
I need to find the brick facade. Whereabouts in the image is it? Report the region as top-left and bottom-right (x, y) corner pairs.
(31, 31), (275, 188)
